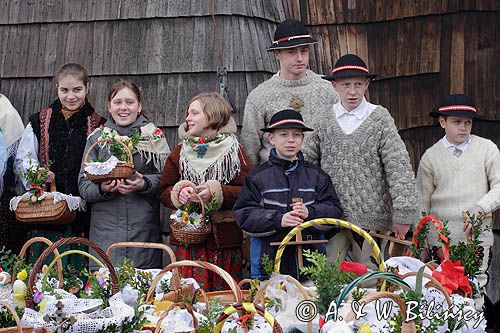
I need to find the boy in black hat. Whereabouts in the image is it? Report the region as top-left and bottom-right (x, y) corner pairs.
(304, 54), (417, 267)
(241, 19), (338, 167)
(417, 94), (500, 303)
(234, 109), (343, 279)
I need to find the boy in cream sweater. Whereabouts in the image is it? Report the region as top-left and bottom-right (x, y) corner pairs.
(417, 94), (500, 297)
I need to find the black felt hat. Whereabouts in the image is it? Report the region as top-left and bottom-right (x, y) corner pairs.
(429, 94), (481, 119)
(261, 109), (314, 132)
(267, 19), (317, 51)
(323, 54), (377, 81)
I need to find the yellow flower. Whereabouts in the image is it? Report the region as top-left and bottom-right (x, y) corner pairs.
(359, 323), (373, 333)
(181, 212), (189, 224)
(16, 269), (28, 281)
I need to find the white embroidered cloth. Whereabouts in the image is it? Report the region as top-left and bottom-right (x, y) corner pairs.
(84, 155), (121, 175)
(9, 191), (86, 212)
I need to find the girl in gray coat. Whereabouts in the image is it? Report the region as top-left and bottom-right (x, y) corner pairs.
(79, 80), (170, 268)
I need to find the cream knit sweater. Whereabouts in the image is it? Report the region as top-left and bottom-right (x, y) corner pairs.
(304, 106), (418, 231)
(241, 69), (338, 166)
(417, 135), (500, 246)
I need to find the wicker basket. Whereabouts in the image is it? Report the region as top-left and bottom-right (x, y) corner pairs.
(153, 302), (198, 333)
(25, 237), (119, 309)
(170, 192), (211, 245)
(214, 303), (283, 333)
(253, 275), (313, 333)
(83, 138), (134, 183)
(11, 237), (64, 289)
(106, 241), (181, 294)
(0, 300), (51, 333)
(145, 260), (243, 305)
(14, 181), (76, 225)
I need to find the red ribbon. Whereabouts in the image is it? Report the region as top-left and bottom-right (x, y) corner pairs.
(407, 215), (450, 259)
(432, 260), (472, 296)
(339, 261), (368, 275)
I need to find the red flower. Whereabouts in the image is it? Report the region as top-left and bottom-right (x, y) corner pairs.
(154, 128), (164, 136)
(432, 260), (472, 296)
(198, 137), (207, 144)
(339, 261), (368, 275)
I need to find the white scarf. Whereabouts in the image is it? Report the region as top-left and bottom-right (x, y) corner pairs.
(0, 94), (25, 157)
(179, 134), (241, 185)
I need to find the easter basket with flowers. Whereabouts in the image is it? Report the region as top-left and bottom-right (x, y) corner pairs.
(83, 137), (134, 183)
(9, 161), (84, 225)
(169, 192), (218, 245)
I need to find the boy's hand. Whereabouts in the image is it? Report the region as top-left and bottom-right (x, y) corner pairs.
(393, 223), (410, 239)
(179, 186), (194, 205)
(463, 205), (485, 237)
(290, 202), (309, 220)
(281, 212), (303, 228)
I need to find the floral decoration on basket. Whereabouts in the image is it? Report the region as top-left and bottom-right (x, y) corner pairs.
(407, 212), (489, 298)
(169, 192), (218, 245)
(10, 159), (84, 225)
(83, 133), (134, 183)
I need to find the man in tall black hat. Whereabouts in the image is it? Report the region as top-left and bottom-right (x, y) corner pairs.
(241, 19), (338, 167)
(304, 54), (417, 268)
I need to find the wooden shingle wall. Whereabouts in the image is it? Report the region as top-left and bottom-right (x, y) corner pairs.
(0, 0), (290, 146)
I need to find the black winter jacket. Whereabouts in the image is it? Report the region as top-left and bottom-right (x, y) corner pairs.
(234, 149), (343, 279)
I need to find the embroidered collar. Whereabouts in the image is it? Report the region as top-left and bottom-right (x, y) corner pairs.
(186, 133), (227, 158)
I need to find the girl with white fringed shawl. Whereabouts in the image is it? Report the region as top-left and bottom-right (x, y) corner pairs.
(157, 92), (252, 291)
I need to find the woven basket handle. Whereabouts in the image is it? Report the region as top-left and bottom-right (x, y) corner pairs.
(0, 300), (22, 333)
(83, 138), (133, 165)
(48, 180), (56, 192)
(409, 215), (450, 261)
(15, 237), (63, 288)
(400, 271), (453, 305)
(214, 302), (283, 333)
(183, 190), (205, 224)
(106, 242), (180, 290)
(345, 292), (417, 333)
(154, 302), (198, 333)
(273, 218), (385, 273)
(42, 250), (106, 291)
(26, 237), (119, 309)
(145, 260), (242, 304)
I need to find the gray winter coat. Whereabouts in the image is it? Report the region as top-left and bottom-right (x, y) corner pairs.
(78, 115), (165, 269)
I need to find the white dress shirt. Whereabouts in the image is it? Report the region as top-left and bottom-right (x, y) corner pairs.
(333, 97), (377, 134)
(441, 135), (472, 157)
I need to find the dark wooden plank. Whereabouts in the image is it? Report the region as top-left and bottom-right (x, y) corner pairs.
(449, 14), (465, 93)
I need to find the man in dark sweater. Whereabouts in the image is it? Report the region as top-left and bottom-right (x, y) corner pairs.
(234, 109), (343, 279)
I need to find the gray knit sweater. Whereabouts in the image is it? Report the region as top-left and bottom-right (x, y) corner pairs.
(304, 106), (418, 231)
(241, 69), (338, 166)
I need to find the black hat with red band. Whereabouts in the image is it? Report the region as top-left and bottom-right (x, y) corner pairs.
(323, 54), (377, 81)
(261, 109), (314, 132)
(429, 94), (482, 119)
(267, 19), (317, 51)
